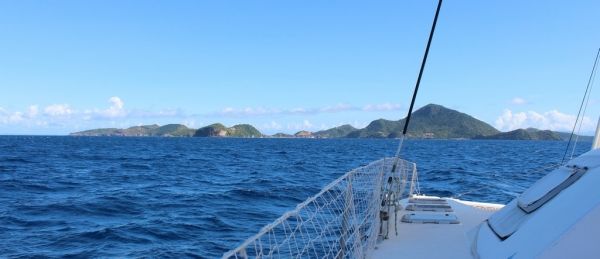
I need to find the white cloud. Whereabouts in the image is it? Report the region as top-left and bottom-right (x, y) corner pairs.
(183, 119), (196, 128)
(0, 97), (194, 134)
(258, 121), (283, 132)
(0, 107), (42, 126)
(218, 106), (282, 117)
(290, 107), (311, 114)
(0, 108), (8, 124)
(508, 97), (531, 105)
(110, 96), (123, 109)
(214, 103), (401, 118)
(353, 120), (368, 129)
(495, 109), (595, 133)
(287, 121), (316, 131)
(268, 121), (283, 130)
(303, 119), (313, 128)
(156, 107), (180, 117)
(127, 107), (183, 119)
(287, 122), (301, 130)
(89, 96), (183, 120)
(217, 106), (316, 117)
(319, 103), (355, 112)
(94, 96), (127, 118)
(4, 96), (188, 128)
(44, 104), (73, 116)
(10, 112), (24, 122)
(362, 103), (402, 111)
(26, 105), (38, 118)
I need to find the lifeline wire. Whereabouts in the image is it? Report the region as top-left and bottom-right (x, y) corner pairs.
(570, 48), (600, 160)
(562, 48), (600, 164)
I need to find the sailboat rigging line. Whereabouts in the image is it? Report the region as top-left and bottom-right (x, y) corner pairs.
(562, 48), (600, 164)
(570, 48), (600, 160)
(402, 0), (443, 136)
(391, 0), (443, 173)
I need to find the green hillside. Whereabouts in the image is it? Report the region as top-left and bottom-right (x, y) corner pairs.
(347, 104), (500, 139)
(229, 124), (263, 137)
(553, 131), (593, 141)
(407, 104), (500, 138)
(520, 128), (592, 140)
(194, 123), (263, 137)
(194, 123), (229, 137)
(69, 128), (120, 136)
(346, 119), (402, 138)
(294, 131), (313, 138)
(125, 124), (161, 135)
(313, 125), (357, 138)
(69, 103), (591, 140)
(474, 129), (562, 140)
(272, 133), (295, 138)
(70, 124), (194, 137)
(154, 124), (196, 137)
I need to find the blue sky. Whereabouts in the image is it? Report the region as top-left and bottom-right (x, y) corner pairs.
(1, 1), (599, 136)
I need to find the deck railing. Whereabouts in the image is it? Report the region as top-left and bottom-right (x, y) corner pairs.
(222, 158), (416, 259)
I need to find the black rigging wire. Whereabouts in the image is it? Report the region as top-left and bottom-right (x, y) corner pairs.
(402, 0), (443, 136)
(391, 0), (443, 173)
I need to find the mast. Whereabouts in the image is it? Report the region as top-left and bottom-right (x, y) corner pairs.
(391, 0), (443, 172)
(593, 117), (600, 150)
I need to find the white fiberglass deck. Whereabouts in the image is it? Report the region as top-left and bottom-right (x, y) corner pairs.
(372, 197), (503, 259)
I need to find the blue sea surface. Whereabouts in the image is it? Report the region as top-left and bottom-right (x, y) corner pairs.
(0, 136), (592, 258)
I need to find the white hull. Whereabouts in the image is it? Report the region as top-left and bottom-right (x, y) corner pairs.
(374, 147), (600, 259)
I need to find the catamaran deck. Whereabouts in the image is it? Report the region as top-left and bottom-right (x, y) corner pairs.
(372, 196), (503, 259)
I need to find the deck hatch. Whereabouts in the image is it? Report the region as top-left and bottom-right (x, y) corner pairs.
(401, 213), (460, 224)
(487, 199), (528, 239)
(518, 164), (587, 213)
(405, 204), (454, 212)
(409, 196), (447, 204)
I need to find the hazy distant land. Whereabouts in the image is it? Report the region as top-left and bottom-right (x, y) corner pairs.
(69, 104), (593, 140)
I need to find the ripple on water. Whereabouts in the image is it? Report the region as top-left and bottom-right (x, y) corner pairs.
(0, 136), (592, 258)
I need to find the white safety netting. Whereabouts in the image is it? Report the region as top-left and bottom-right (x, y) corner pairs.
(222, 158), (416, 259)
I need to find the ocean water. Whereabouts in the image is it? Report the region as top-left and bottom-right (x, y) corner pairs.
(0, 136), (592, 258)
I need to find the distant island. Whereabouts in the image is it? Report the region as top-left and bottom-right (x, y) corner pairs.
(69, 104), (593, 141)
